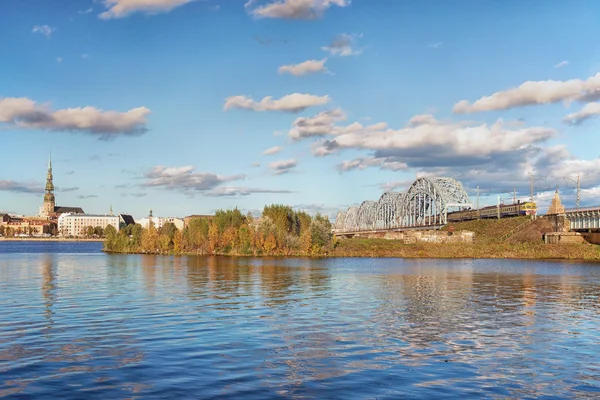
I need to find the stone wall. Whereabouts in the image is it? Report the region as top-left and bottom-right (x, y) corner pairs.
(544, 232), (585, 244)
(546, 215), (570, 233)
(583, 232), (600, 245)
(355, 230), (474, 244)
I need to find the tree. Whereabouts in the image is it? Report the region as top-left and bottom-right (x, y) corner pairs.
(208, 222), (219, 253)
(238, 224), (252, 254)
(263, 233), (277, 254)
(159, 222), (178, 241)
(131, 224), (143, 246)
(310, 214), (333, 252)
(94, 226), (104, 237)
(84, 226), (95, 238)
(104, 224), (117, 238)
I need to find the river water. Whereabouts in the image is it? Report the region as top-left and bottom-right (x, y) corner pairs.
(1, 242), (599, 399)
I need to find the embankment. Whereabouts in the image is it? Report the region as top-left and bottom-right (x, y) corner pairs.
(332, 217), (600, 260)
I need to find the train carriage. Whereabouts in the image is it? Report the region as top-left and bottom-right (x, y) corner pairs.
(447, 201), (537, 222)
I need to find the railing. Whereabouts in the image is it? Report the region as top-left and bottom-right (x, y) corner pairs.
(565, 206), (600, 214)
(500, 219), (533, 242)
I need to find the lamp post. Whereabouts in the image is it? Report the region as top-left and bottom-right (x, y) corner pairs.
(529, 172), (547, 203)
(562, 173), (581, 210)
(475, 186), (493, 219)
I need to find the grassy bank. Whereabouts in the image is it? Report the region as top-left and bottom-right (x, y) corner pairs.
(332, 217), (600, 260)
(331, 239), (600, 260)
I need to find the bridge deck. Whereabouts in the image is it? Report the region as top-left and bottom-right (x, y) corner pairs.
(334, 224), (446, 236)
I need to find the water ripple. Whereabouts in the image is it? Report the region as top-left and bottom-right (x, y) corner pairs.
(1, 247), (600, 398)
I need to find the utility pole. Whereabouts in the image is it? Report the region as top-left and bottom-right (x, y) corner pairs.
(513, 188), (517, 204)
(577, 173), (581, 210)
(529, 171), (534, 203)
(497, 196), (501, 219)
(476, 185), (480, 219)
(562, 173), (581, 210)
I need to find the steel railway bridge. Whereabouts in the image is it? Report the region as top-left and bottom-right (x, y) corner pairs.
(334, 177), (472, 235)
(565, 206), (600, 231)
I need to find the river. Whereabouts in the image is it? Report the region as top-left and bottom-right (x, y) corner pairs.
(1, 242), (599, 398)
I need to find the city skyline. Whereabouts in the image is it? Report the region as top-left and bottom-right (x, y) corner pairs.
(2, 0), (600, 219)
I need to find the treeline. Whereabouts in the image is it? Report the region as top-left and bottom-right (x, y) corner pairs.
(104, 205), (335, 256)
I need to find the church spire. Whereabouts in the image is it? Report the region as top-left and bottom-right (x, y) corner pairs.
(41, 153), (56, 217)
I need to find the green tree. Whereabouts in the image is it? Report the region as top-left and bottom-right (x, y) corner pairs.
(94, 226), (104, 237)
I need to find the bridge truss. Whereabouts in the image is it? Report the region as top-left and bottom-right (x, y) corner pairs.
(334, 177), (472, 234)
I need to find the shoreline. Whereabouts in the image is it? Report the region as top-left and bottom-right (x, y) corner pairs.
(103, 241), (600, 261)
(0, 238), (103, 242)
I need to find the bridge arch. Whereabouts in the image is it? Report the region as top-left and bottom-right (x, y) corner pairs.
(343, 206), (359, 232)
(335, 176), (471, 233)
(334, 210), (347, 233)
(357, 201), (377, 231)
(375, 192), (404, 229)
(403, 177), (471, 227)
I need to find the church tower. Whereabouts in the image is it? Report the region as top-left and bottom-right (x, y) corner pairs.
(41, 154), (56, 217)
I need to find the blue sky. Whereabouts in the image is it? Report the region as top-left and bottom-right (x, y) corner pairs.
(2, 0), (600, 219)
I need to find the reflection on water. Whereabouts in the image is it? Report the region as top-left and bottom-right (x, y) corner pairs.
(1, 248), (600, 399)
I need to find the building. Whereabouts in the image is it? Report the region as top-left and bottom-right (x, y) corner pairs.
(39, 155), (84, 219)
(547, 189), (566, 215)
(138, 209), (184, 230)
(119, 214), (136, 230)
(0, 214), (53, 236)
(58, 212), (120, 237)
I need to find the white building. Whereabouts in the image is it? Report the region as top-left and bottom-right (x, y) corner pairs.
(137, 216), (184, 231)
(58, 213), (120, 237)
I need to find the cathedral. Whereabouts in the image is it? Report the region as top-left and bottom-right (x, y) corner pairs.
(40, 155), (84, 219)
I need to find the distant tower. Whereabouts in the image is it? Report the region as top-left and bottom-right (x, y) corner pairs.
(41, 154), (56, 217)
(547, 187), (565, 216)
(109, 205), (114, 216)
(149, 207), (153, 218)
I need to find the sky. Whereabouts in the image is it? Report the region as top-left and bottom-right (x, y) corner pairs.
(2, 0), (600, 220)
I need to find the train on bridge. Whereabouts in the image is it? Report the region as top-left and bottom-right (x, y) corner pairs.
(334, 176), (538, 235)
(447, 201), (537, 222)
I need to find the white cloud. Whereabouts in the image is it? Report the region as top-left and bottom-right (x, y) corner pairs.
(322, 33), (363, 56)
(207, 187), (295, 197)
(142, 166), (244, 193)
(32, 25), (55, 37)
(554, 60), (569, 68)
(81, 54), (90, 59)
(56, 57), (63, 63)
(99, 0), (195, 19)
(269, 159), (298, 174)
(0, 180), (44, 194)
(428, 42), (443, 49)
(79, 8), (94, 15)
(337, 157), (408, 172)
(262, 146), (283, 155)
(297, 115), (555, 169)
(563, 102), (600, 125)
(248, 0), (349, 19)
(278, 59), (328, 76)
(224, 93), (330, 113)
(289, 108), (346, 140)
(407, 114), (438, 127)
(454, 72), (600, 114)
(0, 97), (150, 138)
(379, 180), (413, 192)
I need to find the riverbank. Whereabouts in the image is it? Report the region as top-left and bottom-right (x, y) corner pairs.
(332, 240), (600, 260)
(104, 240), (600, 260)
(0, 237), (103, 242)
